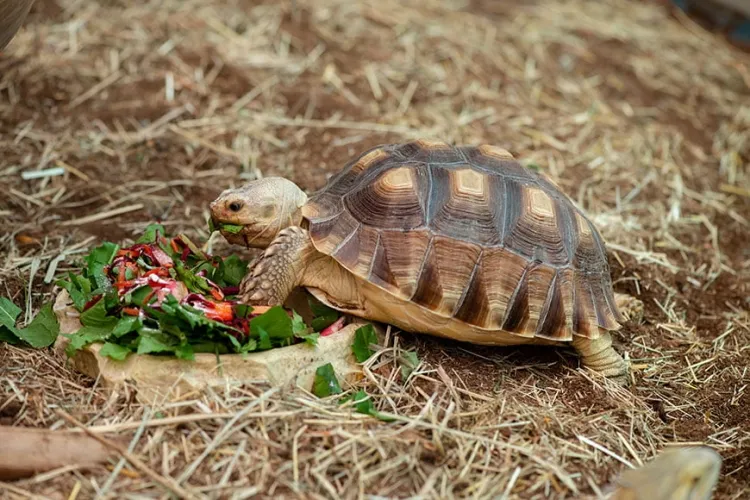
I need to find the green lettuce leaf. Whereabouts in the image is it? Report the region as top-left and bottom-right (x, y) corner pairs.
(136, 223), (166, 243)
(99, 342), (131, 361)
(312, 362), (343, 397)
(351, 324), (378, 363)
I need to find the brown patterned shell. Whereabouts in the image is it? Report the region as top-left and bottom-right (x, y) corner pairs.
(301, 140), (622, 341)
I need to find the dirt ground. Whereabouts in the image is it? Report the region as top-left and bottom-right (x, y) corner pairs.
(1, 0), (749, 498)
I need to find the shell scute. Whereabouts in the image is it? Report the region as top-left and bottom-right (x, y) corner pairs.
(428, 167), (505, 245)
(410, 236), (482, 316)
(344, 164), (428, 230)
(374, 230), (431, 299)
(503, 180), (570, 266)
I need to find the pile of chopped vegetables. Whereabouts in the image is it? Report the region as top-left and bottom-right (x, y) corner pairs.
(0, 222), (423, 420)
(6, 223), (345, 361)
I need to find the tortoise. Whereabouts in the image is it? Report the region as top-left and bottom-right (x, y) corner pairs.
(0, 0), (35, 51)
(209, 140), (641, 382)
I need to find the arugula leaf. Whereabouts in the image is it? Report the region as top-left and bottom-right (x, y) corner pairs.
(352, 324), (378, 363)
(0, 299), (59, 348)
(308, 297), (339, 331)
(137, 329), (178, 355)
(64, 298), (120, 357)
(296, 332), (320, 346)
(137, 223), (166, 243)
(80, 298), (119, 330)
(291, 311), (319, 345)
(216, 255), (248, 287)
(291, 311), (308, 335)
(85, 242), (119, 290)
(0, 328), (20, 345)
(174, 261), (212, 294)
(234, 304), (253, 318)
(341, 389), (395, 422)
(127, 285), (155, 307)
(219, 223), (244, 234)
(56, 272), (90, 311)
(112, 316), (141, 338)
(399, 350), (420, 380)
(13, 303), (59, 348)
(250, 306), (293, 341)
(0, 297), (21, 337)
(257, 326), (272, 350)
(312, 362), (343, 397)
(174, 343), (195, 360)
(99, 342), (131, 361)
(207, 217), (217, 233)
(239, 338), (258, 353)
(64, 328), (112, 357)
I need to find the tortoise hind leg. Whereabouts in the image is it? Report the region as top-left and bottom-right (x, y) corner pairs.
(571, 331), (629, 384)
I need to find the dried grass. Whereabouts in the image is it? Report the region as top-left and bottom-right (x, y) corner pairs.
(1, 0), (749, 498)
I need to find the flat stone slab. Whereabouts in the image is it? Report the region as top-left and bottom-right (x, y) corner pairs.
(52, 290), (365, 403)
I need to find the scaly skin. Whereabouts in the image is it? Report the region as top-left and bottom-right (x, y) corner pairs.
(238, 226), (316, 307)
(572, 331), (629, 384)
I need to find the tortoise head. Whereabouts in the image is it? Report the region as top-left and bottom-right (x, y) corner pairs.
(209, 177), (308, 248)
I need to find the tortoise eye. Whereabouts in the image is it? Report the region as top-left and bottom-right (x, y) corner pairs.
(228, 201), (243, 212)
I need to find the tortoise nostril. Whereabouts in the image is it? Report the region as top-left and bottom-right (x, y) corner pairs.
(228, 201), (243, 212)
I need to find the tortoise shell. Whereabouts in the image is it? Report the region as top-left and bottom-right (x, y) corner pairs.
(301, 140), (622, 341)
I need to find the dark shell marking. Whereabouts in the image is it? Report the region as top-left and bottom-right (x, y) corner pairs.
(302, 140), (622, 341)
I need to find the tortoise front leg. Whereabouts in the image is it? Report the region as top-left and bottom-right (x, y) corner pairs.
(571, 332), (629, 384)
(238, 226), (316, 306)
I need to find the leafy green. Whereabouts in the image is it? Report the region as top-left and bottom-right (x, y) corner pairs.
(214, 255), (248, 287)
(137, 223), (166, 243)
(64, 298), (120, 357)
(296, 331), (320, 346)
(290, 310), (318, 345)
(312, 362), (343, 397)
(352, 324), (378, 363)
(14, 303), (59, 348)
(250, 306), (294, 342)
(219, 223), (244, 234)
(2, 224), (321, 361)
(0, 297), (22, 337)
(257, 326), (272, 350)
(0, 298), (59, 348)
(308, 297), (340, 331)
(174, 261), (212, 294)
(0, 328), (20, 345)
(399, 350), (420, 380)
(99, 342), (131, 361)
(341, 389), (395, 422)
(112, 316), (142, 338)
(55, 273), (90, 310)
(311, 363), (395, 422)
(137, 329), (178, 355)
(86, 242), (119, 291)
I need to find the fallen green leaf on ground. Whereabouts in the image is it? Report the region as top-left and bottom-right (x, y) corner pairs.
(352, 323), (379, 362)
(312, 362), (343, 397)
(0, 298), (59, 348)
(312, 362), (395, 421)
